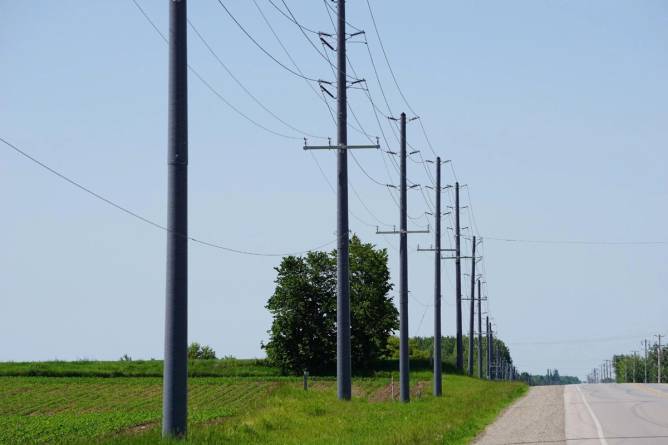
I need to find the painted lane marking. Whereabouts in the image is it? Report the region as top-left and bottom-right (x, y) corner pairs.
(575, 385), (609, 445)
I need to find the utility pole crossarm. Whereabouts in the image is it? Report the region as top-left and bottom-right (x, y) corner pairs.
(303, 143), (380, 150)
(417, 244), (456, 252)
(377, 226), (430, 235)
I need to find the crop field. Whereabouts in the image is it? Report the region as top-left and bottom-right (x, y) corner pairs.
(0, 377), (281, 444)
(0, 370), (525, 445)
(0, 359), (281, 378)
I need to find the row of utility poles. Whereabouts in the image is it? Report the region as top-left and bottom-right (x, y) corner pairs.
(160, 0), (501, 438)
(591, 334), (664, 384)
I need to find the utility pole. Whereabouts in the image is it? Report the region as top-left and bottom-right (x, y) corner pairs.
(486, 316), (491, 379)
(632, 351), (639, 383)
(377, 113), (428, 403)
(163, 0), (188, 438)
(334, 0), (350, 402)
(477, 279), (483, 379)
(490, 325), (496, 380)
(304, 0), (379, 400)
(455, 182), (463, 370)
(656, 334), (663, 384)
(605, 360), (611, 382)
(398, 111), (409, 403)
(468, 236), (476, 376)
(643, 340), (648, 383)
(433, 157), (442, 396)
(417, 158), (453, 396)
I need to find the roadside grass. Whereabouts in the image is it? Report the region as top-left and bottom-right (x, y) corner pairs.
(0, 373), (525, 445)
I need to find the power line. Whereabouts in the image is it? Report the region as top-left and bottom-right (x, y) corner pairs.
(322, 0), (364, 34)
(0, 136), (335, 257)
(364, 1), (443, 165)
(484, 237), (668, 246)
(266, 0), (319, 35)
(188, 19), (327, 140)
(214, 0), (323, 82)
(508, 333), (654, 346)
(270, 0), (357, 81)
(365, 0), (416, 117)
(130, 0), (303, 140)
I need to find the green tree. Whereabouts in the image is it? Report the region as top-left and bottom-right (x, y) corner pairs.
(349, 236), (397, 371)
(188, 342), (216, 360)
(263, 251), (337, 374)
(263, 236), (398, 374)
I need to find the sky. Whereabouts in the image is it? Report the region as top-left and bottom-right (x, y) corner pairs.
(1, 1), (666, 380)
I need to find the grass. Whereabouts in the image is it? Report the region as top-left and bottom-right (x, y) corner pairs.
(0, 371), (526, 445)
(0, 359), (280, 378)
(0, 358), (461, 378)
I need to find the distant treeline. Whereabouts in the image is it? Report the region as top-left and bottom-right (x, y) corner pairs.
(613, 343), (668, 383)
(390, 335), (514, 378)
(518, 369), (580, 386)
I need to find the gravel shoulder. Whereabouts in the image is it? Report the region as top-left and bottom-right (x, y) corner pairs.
(473, 385), (566, 445)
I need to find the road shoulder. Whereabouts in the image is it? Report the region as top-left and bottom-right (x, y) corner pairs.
(473, 385), (566, 445)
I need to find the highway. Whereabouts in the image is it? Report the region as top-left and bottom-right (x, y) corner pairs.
(475, 384), (668, 444)
(565, 384), (668, 444)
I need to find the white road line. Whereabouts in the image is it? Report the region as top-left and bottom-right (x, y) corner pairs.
(575, 385), (609, 445)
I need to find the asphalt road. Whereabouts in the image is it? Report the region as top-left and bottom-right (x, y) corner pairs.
(565, 383), (668, 444)
(475, 384), (668, 445)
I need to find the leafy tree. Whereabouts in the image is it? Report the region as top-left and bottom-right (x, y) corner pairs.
(263, 236), (398, 374)
(188, 342), (216, 360)
(349, 237), (397, 370)
(263, 251), (337, 374)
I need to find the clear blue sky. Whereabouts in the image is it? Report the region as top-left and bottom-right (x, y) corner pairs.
(1, 1), (666, 379)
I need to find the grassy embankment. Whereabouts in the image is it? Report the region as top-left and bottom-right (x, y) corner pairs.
(0, 360), (526, 445)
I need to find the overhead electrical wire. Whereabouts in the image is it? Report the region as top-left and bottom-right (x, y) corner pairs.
(328, 2), (436, 218)
(0, 136), (336, 257)
(130, 0), (303, 140)
(254, 0), (395, 230)
(323, 0), (364, 34)
(214, 0), (323, 82)
(188, 19), (328, 140)
(279, 0), (361, 82)
(365, 0), (441, 163)
(365, 0), (417, 117)
(484, 237), (668, 246)
(266, 0), (319, 35)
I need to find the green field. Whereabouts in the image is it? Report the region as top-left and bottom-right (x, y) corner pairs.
(0, 363), (526, 445)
